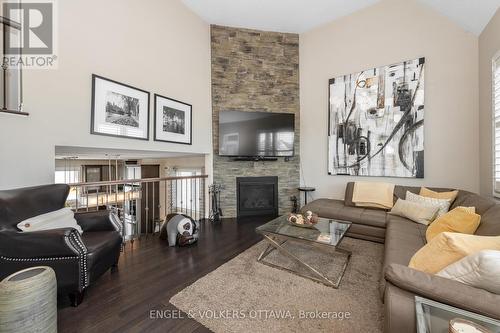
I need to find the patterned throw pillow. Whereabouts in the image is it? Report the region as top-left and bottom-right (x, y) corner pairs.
(406, 191), (451, 218)
(388, 199), (440, 225)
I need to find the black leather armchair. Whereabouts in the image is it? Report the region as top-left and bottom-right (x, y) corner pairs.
(0, 184), (123, 306)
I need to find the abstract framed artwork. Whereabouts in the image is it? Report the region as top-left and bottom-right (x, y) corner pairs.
(91, 74), (150, 140)
(154, 94), (192, 145)
(328, 57), (425, 178)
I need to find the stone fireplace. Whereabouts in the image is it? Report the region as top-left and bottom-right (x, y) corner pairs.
(236, 176), (278, 217)
(211, 26), (300, 218)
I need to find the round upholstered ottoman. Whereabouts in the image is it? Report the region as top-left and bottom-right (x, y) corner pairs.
(0, 266), (57, 333)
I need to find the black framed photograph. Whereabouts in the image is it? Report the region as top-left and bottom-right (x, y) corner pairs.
(91, 74), (150, 140)
(154, 94), (192, 145)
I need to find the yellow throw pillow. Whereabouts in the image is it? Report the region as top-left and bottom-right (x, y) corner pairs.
(409, 232), (500, 274)
(420, 187), (458, 202)
(426, 207), (481, 242)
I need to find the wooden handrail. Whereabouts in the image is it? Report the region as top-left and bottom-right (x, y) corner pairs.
(67, 175), (208, 187)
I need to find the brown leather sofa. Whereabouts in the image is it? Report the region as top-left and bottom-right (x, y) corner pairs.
(0, 184), (123, 306)
(301, 182), (500, 333)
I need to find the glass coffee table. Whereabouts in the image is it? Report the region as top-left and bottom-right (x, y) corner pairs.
(415, 296), (500, 333)
(255, 215), (352, 288)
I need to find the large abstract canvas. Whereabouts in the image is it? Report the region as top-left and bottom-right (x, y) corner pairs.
(328, 58), (425, 178)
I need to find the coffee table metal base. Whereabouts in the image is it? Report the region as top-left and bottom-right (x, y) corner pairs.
(257, 234), (352, 289)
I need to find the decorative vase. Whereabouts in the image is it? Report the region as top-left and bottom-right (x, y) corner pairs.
(0, 266), (57, 333)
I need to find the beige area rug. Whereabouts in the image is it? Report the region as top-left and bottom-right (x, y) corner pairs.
(170, 237), (384, 333)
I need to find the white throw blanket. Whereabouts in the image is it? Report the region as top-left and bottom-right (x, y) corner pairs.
(17, 207), (83, 234)
(352, 181), (395, 209)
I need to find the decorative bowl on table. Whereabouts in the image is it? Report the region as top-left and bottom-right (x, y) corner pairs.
(449, 318), (492, 333)
(287, 211), (319, 228)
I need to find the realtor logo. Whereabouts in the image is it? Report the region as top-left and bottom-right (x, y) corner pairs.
(3, 2), (53, 54)
(2, 0), (57, 69)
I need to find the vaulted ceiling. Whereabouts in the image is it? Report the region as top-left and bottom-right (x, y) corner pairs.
(181, 0), (500, 36)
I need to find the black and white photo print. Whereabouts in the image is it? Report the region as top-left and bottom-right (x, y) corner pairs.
(105, 92), (140, 128)
(91, 75), (150, 140)
(154, 94), (192, 145)
(163, 106), (186, 134)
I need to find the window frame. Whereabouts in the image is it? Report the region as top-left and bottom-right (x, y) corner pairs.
(492, 50), (500, 198)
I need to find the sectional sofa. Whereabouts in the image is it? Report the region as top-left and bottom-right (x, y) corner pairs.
(301, 182), (500, 333)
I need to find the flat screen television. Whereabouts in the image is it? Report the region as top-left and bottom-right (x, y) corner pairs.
(219, 111), (295, 157)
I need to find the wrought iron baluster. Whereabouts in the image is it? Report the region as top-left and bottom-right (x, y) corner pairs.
(152, 181), (155, 232)
(169, 179), (174, 214)
(163, 180), (168, 220)
(85, 186), (89, 212)
(96, 188), (99, 211)
(190, 178), (194, 218)
(75, 186), (79, 212)
(201, 178), (205, 220)
(145, 182), (149, 237)
(195, 178), (198, 221)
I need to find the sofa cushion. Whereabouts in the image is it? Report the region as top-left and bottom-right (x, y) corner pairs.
(385, 264), (500, 321)
(359, 209), (388, 228)
(450, 191), (496, 215)
(393, 185), (456, 202)
(380, 215), (427, 297)
(384, 216), (426, 268)
(476, 205), (500, 236)
(301, 198), (343, 217)
(384, 282), (417, 333)
(347, 223), (386, 242)
(339, 206), (387, 228)
(82, 231), (122, 281)
(344, 182), (355, 207)
(393, 185), (421, 202)
(301, 198), (387, 229)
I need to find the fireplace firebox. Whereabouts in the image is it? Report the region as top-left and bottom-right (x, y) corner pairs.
(236, 176), (278, 217)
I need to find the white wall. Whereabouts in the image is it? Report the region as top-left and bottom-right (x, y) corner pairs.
(0, 0), (212, 190)
(300, 0), (479, 200)
(479, 9), (500, 197)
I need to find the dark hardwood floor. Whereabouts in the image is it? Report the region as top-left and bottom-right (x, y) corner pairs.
(58, 217), (270, 333)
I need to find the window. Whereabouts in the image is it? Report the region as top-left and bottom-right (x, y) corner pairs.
(173, 168), (203, 215)
(493, 52), (500, 196)
(257, 131), (294, 156)
(276, 131), (294, 156)
(55, 170), (80, 201)
(55, 170), (80, 184)
(258, 132), (273, 155)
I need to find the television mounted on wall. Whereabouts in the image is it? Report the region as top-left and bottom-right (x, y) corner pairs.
(218, 111), (295, 158)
